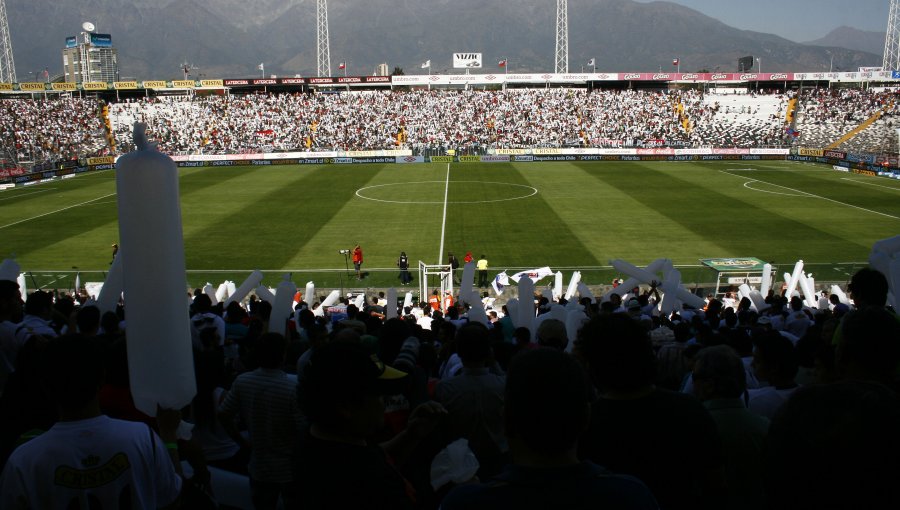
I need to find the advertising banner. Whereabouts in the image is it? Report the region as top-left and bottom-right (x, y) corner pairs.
(824, 149), (847, 159)
(114, 81), (138, 89)
(480, 155), (510, 163)
(19, 82), (45, 91)
(459, 155), (481, 163)
(82, 82), (108, 90)
(429, 156), (453, 163)
(513, 155), (534, 162)
(0, 83), (12, 91)
(453, 53), (482, 69)
(199, 79), (224, 88)
(90, 33), (112, 47)
(171, 80), (195, 88)
(495, 148), (529, 155)
(396, 156), (425, 164)
(141, 80), (166, 88)
(798, 148), (824, 157)
(52, 82), (77, 91)
(87, 156), (116, 166)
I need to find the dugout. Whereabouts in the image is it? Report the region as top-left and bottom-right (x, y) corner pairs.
(700, 257), (775, 298)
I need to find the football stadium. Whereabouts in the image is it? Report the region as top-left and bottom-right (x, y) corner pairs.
(2, 0), (900, 509)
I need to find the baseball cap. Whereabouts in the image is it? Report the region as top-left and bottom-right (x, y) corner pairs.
(306, 341), (408, 399)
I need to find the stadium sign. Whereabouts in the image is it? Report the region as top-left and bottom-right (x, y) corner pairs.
(480, 155), (510, 163)
(453, 53), (482, 69)
(19, 82), (45, 91)
(83, 82), (108, 90)
(142, 80), (166, 88)
(171, 80), (194, 88)
(224, 80), (250, 86)
(0, 83), (11, 90)
(52, 83), (77, 91)
(114, 81), (138, 89)
(200, 79), (224, 87)
(700, 258), (767, 272)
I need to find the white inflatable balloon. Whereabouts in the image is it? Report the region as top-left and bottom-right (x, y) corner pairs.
(386, 288), (398, 319)
(96, 252), (124, 316)
(269, 275), (297, 336)
(226, 270), (264, 306)
(785, 260), (804, 300)
(116, 124), (195, 416)
(760, 263), (773, 297)
(564, 271), (581, 301)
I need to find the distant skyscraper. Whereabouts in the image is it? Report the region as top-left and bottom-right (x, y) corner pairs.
(62, 26), (119, 83)
(376, 63), (389, 76)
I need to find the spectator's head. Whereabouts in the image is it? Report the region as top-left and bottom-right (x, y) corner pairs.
(24, 290), (53, 319)
(848, 267), (889, 309)
(193, 293), (212, 314)
(576, 314), (656, 394)
(505, 348), (591, 460)
(836, 307), (900, 386)
(752, 331), (799, 387)
(43, 334), (104, 417)
(299, 341), (407, 437)
(0, 279), (23, 322)
(76, 305), (101, 337)
(536, 319), (567, 351)
(255, 332), (286, 369)
(512, 326), (531, 348)
(456, 322), (492, 366)
(692, 345), (746, 400)
(765, 381), (900, 510)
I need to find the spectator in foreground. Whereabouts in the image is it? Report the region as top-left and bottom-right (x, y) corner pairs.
(441, 347), (658, 509)
(692, 345), (768, 510)
(0, 335), (182, 509)
(765, 381), (900, 510)
(295, 341), (446, 509)
(576, 313), (724, 510)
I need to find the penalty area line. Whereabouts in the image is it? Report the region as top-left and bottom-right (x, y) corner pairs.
(720, 170), (900, 221)
(0, 193), (116, 230)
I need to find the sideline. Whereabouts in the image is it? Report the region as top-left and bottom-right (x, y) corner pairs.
(438, 163), (450, 264)
(0, 193), (116, 230)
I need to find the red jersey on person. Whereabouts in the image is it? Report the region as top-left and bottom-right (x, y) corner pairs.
(428, 295), (441, 311)
(352, 248), (363, 264)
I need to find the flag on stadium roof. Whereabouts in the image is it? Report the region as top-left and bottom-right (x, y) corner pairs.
(498, 59), (507, 67)
(421, 60), (431, 69)
(338, 62), (346, 69)
(672, 58), (679, 66)
(257, 63), (264, 70)
(588, 58), (595, 66)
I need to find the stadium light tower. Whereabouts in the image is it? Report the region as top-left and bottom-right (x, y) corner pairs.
(0, 0), (16, 83)
(555, 0), (569, 74)
(885, 0), (900, 71)
(317, 0), (332, 77)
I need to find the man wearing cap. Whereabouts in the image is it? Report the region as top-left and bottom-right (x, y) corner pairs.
(295, 341), (446, 509)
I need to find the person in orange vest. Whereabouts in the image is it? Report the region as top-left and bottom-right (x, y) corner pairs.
(428, 289), (441, 312)
(443, 290), (455, 314)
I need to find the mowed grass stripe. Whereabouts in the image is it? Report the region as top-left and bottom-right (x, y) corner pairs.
(529, 162), (731, 264)
(611, 162), (872, 263)
(712, 164), (900, 252)
(284, 163), (452, 272)
(443, 163), (602, 268)
(182, 164), (384, 271)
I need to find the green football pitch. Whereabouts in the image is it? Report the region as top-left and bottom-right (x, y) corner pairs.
(2, 160), (898, 290)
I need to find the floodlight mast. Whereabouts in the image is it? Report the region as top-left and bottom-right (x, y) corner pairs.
(0, 0), (16, 83)
(555, 0), (569, 74)
(885, 0), (900, 71)
(317, 0), (332, 77)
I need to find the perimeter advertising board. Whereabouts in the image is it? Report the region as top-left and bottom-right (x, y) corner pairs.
(453, 53), (482, 69)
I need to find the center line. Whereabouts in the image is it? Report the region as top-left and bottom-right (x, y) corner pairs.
(437, 162), (451, 264)
(720, 170), (900, 220)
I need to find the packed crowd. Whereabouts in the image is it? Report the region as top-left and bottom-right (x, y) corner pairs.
(0, 97), (108, 162)
(0, 262), (897, 509)
(795, 88), (900, 153)
(3, 87), (899, 164)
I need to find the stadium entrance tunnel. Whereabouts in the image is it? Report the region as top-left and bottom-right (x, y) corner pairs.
(354, 180), (538, 204)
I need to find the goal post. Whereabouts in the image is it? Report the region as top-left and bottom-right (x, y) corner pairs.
(418, 261), (452, 306)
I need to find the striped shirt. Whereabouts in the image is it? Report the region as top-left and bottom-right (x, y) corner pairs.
(219, 368), (302, 482)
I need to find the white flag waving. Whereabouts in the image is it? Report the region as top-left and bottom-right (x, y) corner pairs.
(588, 58), (595, 66)
(421, 60), (431, 69)
(510, 267), (554, 283)
(491, 271), (510, 295)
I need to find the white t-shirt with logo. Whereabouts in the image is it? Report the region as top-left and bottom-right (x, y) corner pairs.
(0, 415), (182, 510)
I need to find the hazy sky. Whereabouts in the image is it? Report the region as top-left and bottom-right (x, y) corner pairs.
(636, 0), (890, 42)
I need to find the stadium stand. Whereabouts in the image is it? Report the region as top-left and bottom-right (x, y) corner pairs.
(0, 87), (897, 167)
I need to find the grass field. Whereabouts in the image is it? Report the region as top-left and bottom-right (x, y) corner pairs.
(2, 160), (898, 291)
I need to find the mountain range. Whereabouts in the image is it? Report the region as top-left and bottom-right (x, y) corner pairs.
(803, 26), (886, 60)
(6, 0), (883, 80)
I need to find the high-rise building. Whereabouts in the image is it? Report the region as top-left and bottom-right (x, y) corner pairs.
(62, 26), (118, 83)
(376, 63), (389, 76)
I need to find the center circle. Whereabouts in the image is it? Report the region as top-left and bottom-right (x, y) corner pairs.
(355, 180), (538, 204)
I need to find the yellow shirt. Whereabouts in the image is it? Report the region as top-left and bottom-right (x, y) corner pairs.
(476, 259), (488, 270)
